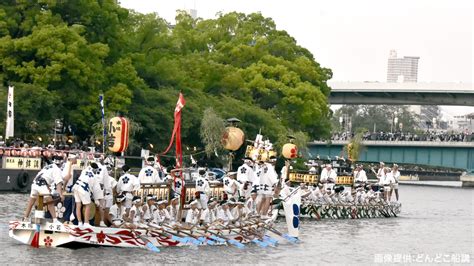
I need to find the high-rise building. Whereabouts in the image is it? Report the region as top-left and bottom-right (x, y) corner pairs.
(187, 9), (197, 19)
(387, 50), (420, 83)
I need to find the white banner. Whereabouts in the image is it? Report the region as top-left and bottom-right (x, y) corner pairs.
(5, 85), (14, 139)
(282, 188), (301, 238)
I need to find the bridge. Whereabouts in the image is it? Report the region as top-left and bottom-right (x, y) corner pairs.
(328, 82), (474, 105)
(308, 140), (474, 171)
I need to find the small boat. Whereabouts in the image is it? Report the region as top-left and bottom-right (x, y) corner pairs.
(300, 202), (401, 220)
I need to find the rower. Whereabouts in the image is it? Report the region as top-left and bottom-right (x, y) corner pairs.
(109, 194), (127, 227)
(72, 162), (100, 227)
(185, 200), (200, 226)
(310, 183), (324, 203)
(300, 183), (312, 199)
(142, 194), (157, 223)
(223, 172), (239, 201)
(129, 196), (143, 227)
(138, 156), (161, 184)
(167, 196), (180, 223)
(391, 164), (401, 201)
(116, 165), (140, 210)
(231, 198), (245, 226)
(200, 198), (218, 226)
(195, 168), (210, 210)
(22, 156), (63, 224)
(245, 190), (258, 217)
(237, 157), (256, 199)
(216, 201), (234, 226)
(153, 199), (171, 225)
(256, 157), (278, 219)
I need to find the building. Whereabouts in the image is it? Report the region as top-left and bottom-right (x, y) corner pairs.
(448, 114), (474, 133)
(187, 9), (197, 19)
(387, 50), (420, 83)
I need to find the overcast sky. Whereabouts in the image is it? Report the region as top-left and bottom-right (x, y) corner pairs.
(120, 0), (473, 116)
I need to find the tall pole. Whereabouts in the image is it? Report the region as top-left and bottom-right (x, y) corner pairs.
(99, 94), (106, 153)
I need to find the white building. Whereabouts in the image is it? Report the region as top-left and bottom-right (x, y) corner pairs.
(449, 114), (474, 133)
(387, 50), (420, 83)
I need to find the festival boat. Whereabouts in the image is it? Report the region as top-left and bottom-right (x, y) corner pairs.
(9, 179), (301, 250)
(286, 171), (402, 220)
(8, 219), (291, 249)
(300, 202), (401, 220)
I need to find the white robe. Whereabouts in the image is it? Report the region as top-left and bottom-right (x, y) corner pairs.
(217, 208), (234, 225)
(237, 163), (256, 198)
(257, 163), (278, 195)
(139, 165), (161, 184)
(354, 169), (368, 183)
(185, 208), (200, 224)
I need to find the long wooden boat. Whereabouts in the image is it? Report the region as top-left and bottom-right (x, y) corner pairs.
(299, 202), (401, 220)
(8, 219), (278, 249)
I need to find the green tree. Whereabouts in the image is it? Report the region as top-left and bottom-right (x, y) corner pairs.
(333, 105), (419, 134)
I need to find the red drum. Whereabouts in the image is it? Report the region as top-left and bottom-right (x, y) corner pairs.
(108, 116), (129, 153)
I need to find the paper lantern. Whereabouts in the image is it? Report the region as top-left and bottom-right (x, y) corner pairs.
(248, 148), (259, 161)
(282, 143), (298, 159)
(108, 116), (129, 153)
(221, 127), (245, 151)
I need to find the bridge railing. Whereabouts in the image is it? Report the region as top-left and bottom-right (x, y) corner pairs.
(310, 140), (474, 148)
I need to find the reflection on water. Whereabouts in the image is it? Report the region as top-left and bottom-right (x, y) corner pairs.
(0, 186), (472, 264)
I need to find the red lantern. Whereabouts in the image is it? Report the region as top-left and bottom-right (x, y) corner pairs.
(108, 116), (129, 153)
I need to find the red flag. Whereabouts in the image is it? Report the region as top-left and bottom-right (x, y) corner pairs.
(160, 93), (186, 156)
(158, 93), (186, 205)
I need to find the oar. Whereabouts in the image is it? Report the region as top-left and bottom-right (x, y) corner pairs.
(261, 224), (299, 243)
(162, 224), (214, 246)
(160, 224), (201, 246)
(147, 223), (191, 245)
(216, 224), (269, 248)
(202, 227), (245, 249)
(131, 229), (160, 253)
(194, 227), (226, 244)
(239, 219), (278, 246)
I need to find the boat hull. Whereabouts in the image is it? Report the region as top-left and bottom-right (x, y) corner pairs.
(9, 221), (253, 249)
(300, 202), (401, 220)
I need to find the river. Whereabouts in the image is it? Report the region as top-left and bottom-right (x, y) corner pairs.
(0, 185), (472, 264)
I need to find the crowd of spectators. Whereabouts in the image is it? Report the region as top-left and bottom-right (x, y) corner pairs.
(329, 131), (473, 142)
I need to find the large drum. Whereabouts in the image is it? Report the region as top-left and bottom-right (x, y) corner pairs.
(108, 116), (129, 153)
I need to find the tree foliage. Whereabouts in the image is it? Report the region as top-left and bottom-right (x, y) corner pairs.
(200, 108), (225, 157)
(0, 1), (332, 155)
(332, 105), (419, 134)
